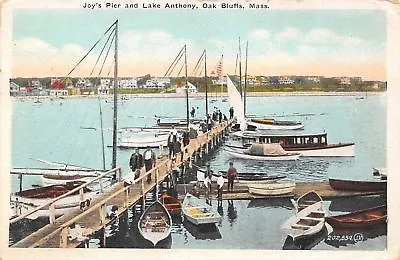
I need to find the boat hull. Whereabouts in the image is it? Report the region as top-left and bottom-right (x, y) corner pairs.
(325, 205), (387, 228)
(247, 182), (296, 196)
(160, 193), (181, 216)
(329, 178), (387, 192)
(182, 193), (221, 226)
(286, 143), (355, 157)
(225, 147), (300, 161)
(247, 121), (304, 130)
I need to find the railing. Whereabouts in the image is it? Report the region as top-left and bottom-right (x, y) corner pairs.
(10, 167), (122, 225)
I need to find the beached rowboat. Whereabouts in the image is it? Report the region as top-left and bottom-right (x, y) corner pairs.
(325, 205), (387, 228)
(182, 193), (221, 225)
(247, 182), (296, 196)
(137, 201), (172, 246)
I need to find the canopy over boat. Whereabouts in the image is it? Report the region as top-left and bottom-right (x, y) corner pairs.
(245, 143), (287, 156)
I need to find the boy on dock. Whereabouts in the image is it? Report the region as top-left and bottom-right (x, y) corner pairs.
(227, 161), (237, 192)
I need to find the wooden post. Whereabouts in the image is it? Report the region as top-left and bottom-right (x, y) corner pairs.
(60, 226), (68, 248)
(141, 179), (145, 210)
(49, 203), (56, 224)
(124, 188), (129, 208)
(99, 203), (105, 225)
(118, 167), (122, 181)
(19, 173), (23, 193)
(99, 176), (104, 193)
(79, 187), (84, 202)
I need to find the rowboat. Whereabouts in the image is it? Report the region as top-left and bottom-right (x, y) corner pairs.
(137, 201), (172, 246)
(117, 131), (169, 148)
(182, 193), (221, 225)
(291, 191), (323, 212)
(247, 182), (296, 196)
(232, 131), (355, 157)
(210, 171), (286, 184)
(247, 118), (304, 130)
(10, 181), (96, 219)
(160, 192), (181, 216)
(224, 143), (300, 161)
(325, 205), (387, 229)
(329, 178), (387, 192)
(281, 200), (326, 242)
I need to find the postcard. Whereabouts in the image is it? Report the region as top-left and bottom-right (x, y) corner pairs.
(0, 0), (399, 259)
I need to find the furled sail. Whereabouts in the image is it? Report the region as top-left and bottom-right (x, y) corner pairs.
(226, 75), (246, 131)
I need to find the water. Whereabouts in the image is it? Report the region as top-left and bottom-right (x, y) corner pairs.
(9, 94), (387, 250)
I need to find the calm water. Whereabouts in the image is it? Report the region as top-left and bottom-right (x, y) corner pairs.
(9, 94), (387, 250)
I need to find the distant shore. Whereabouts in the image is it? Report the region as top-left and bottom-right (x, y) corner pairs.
(11, 91), (385, 100)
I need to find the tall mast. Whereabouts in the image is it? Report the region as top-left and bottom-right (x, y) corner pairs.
(112, 20), (118, 169)
(185, 44), (189, 130)
(239, 37), (242, 99)
(204, 49), (208, 117)
(244, 41), (248, 117)
(99, 99), (106, 170)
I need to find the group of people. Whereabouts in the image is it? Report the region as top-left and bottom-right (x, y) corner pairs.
(126, 146), (156, 185)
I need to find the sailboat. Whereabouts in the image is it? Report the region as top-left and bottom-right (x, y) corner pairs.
(10, 20), (121, 220)
(228, 40), (304, 131)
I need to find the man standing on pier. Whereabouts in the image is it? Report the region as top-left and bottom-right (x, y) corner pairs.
(227, 161), (237, 192)
(129, 148), (143, 180)
(143, 146), (156, 183)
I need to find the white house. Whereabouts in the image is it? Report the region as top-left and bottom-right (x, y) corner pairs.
(49, 89), (68, 96)
(175, 81), (198, 95)
(119, 78), (138, 89)
(10, 81), (22, 96)
(278, 76), (295, 85)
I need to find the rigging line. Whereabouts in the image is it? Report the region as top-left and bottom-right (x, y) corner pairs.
(90, 27), (116, 77)
(167, 50), (184, 77)
(234, 53), (238, 75)
(177, 60), (185, 77)
(98, 32), (116, 77)
(65, 21), (117, 77)
(164, 45), (185, 77)
(191, 51), (205, 76)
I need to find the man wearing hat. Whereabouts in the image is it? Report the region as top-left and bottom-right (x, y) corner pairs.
(227, 161), (237, 192)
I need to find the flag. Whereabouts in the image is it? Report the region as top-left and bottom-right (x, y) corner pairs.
(216, 55), (223, 80)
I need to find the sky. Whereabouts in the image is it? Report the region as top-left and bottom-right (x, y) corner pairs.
(10, 6), (387, 80)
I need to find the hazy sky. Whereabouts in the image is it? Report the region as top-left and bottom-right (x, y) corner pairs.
(11, 8), (386, 80)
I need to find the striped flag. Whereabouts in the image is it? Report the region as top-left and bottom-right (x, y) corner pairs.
(216, 55), (223, 80)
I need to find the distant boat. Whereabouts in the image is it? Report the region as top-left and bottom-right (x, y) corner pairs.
(137, 201), (172, 246)
(325, 205), (387, 229)
(182, 193), (221, 225)
(233, 131), (355, 157)
(247, 182), (296, 196)
(328, 178), (387, 192)
(247, 118), (304, 130)
(224, 143), (300, 161)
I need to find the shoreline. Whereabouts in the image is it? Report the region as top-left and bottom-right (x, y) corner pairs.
(11, 91), (386, 100)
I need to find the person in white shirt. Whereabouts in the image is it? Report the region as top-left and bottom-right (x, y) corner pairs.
(204, 175), (212, 195)
(217, 173), (224, 201)
(143, 146), (156, 183)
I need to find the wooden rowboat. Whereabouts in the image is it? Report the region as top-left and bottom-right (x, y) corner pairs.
(137, 201), (172, 246)
(160, 192), (181, 216)
(182, 193), (221, 225)
(329, 178), (387, 192)
(291, 190), (322, 212)
(247, 182), (296, 196)
(281, 201), (326, 242)
(325, 205), (387, 229)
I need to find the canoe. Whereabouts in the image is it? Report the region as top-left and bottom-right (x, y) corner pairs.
(211, 171), (286, 184)
(329, 178), (387, 192)
(281, 201), (326, 242)
(248, 182), (296, 196)
(182, 193), (221, 225)
(160, 192), (181, 216)
(137, 201), (172, 246)
(291, 191), (322, 212)
(325, 205), (387, 229)
(224, 146), (300, 161)
(9, 181), (96, 220)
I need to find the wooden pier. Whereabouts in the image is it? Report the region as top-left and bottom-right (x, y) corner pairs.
(10, 120), (232, 248)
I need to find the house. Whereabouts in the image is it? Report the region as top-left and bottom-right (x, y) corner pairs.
(278, 76), (295, 85)
(10, 81), (22, 96)
(49, 89), (68, 96)
(119, 78), (138, 89)
(336, 77), (351, 85)
(175, 81), (198, 94)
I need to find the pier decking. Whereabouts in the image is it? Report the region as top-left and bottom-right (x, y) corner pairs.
(10, 120), (232, 248)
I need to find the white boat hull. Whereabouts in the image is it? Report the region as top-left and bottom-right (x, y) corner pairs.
(281, 201), (325, 242)
(292, 144), (355, 157)
(247, 121), (304, 130)
(182, 193), (221, 225)
(248, 182), (296, 196)
(225, 148), (300, 161)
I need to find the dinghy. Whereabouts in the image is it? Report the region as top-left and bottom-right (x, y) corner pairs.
(138, 201), (172, 246)
(182, 193), (221, 225)
(291, 190), (323, 212)
(247, 182), (296, 196)
(325, 205), (387, 228)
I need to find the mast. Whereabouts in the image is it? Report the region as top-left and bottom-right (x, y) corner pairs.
(112, 20), (118, 169)
(204, 49), (208, 117)
(244, 41), (248, 117)
(185, 44), (189, 130)
(239, 37), (242, 99)
(99, 99), (106, 170)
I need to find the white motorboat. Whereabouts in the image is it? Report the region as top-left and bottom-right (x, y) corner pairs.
(224, 143), (300, 161)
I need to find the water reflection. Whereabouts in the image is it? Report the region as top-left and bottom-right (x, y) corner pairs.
(328, 195), (386, 212)
(247, 198), (293, 210)
(282, 226), (328, 250)
(227, 200), (238, 225)
(324, 227), (387, 248)
(183, 220), (222, 240)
